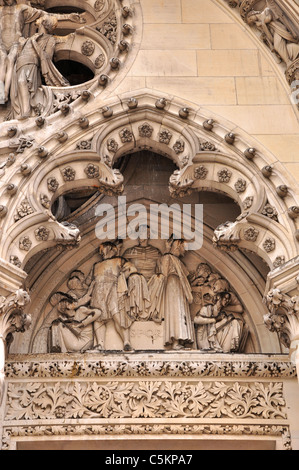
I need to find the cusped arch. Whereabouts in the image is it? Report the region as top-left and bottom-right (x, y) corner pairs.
(0, 89), (298, 276)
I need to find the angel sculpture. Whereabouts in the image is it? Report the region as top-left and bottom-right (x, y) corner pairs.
(247, 1), (299, 66)
(10, 15), (76, 119)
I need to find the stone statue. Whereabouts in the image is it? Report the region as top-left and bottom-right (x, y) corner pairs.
(158, 236), (195, 350)
(247, 6), (299, 66)
(124, 225), (164, 323)
(48, 282), (105, 353)
(89, 241), (149, 352)
(194, 293), (232, 352)
(190, 263), (247, 353)
(10, 15), (73, 120)
(0, 0), (84, 104)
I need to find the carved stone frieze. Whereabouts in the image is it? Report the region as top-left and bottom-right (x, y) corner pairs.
(1, 423), (292, 450)
(4, 379), (287, 421)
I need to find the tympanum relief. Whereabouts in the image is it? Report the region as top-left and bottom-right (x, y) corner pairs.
(37, 235), (249, 355)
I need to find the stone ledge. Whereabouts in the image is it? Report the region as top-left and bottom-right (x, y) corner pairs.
(5, 352), (296, 379)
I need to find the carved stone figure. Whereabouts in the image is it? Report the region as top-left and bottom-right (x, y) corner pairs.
(49, 283), (105, 353)
(158, 237), (195, 350)
(190, 263), (247, 353)
(0, 0), (84, 104)
(247, 6), (299, 66)
(10, 15), (73, 120)
(89, 242), (144, 352)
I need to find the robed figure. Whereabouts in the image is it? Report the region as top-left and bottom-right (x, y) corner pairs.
(158, 237), (195, 350)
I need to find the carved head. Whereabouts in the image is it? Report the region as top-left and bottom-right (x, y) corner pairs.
(36, 15), (59, 34)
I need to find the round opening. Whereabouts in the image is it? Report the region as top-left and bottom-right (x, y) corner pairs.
(52, 188), (98, 221)
(52, 60), (94, 86)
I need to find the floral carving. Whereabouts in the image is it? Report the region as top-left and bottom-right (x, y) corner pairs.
(19, 236), (32, 252)
(263, 238), (276, 253)
(243, 196), (254, 210)
(159, 129), (172, 145)
(14, 199), (34, 222)
(119, 127), (133, 143)
(235, 178), (247, 193)
(262, 204), (279, 222)
(194, 165), (208, 180)
(47, 177), (59, 193)
(84, 163), (100, 179)
(273, 256), (286, 269)
(76, 139), (92, 150)
(218, 168), (232, 183)
(95, 54), (105, 69)
(200, 141), (216, 151)
(107, 138), (119, 153)
(173, 139), (185, 154)
(5, 380), (287, 421)
(244, 227), (259, 242)
(61, 166), (76, 182)
(40, 194), (51, 209)
(9, 255), (21, 267)
(138, 123), (154, 138)
(81, 40), (95, 56)
(35, 226), (50, 242)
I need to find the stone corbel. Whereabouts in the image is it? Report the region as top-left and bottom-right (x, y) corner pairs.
(0, 290), (31, 404)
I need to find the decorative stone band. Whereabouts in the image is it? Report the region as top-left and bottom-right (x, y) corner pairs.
(1, 424), (292, 451)
(5, 353), (296, 379)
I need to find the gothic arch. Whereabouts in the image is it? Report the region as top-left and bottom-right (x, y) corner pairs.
(0, 90), (298, 275)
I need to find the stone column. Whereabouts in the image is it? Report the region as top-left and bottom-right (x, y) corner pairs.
(0, 289), (31, 446)
(264, 257), (299, 381)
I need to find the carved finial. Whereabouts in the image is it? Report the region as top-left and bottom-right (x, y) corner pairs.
(6, 183), (18, 196)
(262, 166), (273, 178)
(98, 74), (109, 86)
(37, 146), (49, 158)
(244, 148), (256, 160)
(203, 119), (214, 131)
(81, 90), (91, 101)
(110, 57), (121, 70)
(225, 132), (236, 145)
(118, 40), (129, 52)
(276, 185), (288, 198)
(179, 108), (190, 119)
(20, 164), (32, 176)
(155, 98), (167, 110)
(101, 106), (113, 118)
(127, 98), (138, 109)
(79, 117), (89, 129)
(57, 131), (68, 143)
(122, 24), (133, 35)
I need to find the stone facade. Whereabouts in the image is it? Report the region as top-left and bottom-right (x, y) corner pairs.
(0, 0), (299, 451)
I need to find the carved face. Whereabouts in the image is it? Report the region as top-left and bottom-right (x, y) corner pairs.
(213, 279), (230, 294)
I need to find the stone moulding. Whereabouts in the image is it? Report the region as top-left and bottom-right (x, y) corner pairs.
(5, 353), (297, 379)
(1, 353), (294, 450)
